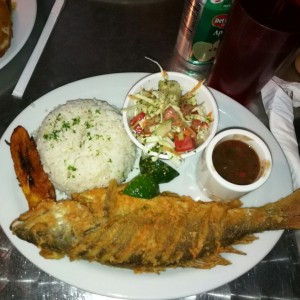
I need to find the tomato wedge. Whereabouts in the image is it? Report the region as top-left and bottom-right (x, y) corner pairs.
(174, 135), (196, 152)
(130, 112), (146, 126)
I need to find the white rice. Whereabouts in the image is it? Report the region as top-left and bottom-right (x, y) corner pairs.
(35, 99), (136, 195)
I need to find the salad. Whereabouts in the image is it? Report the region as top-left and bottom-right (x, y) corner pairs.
(125, 71), (214, 161)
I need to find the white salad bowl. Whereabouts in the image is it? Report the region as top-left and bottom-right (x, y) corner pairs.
(122, 72), (219, 161)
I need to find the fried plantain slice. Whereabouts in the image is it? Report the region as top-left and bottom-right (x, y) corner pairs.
(10, 126), (56, 209)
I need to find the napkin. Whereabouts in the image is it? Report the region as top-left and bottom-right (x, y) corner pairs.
(272, 76), (300, 107)
(261, 77), (300, 190)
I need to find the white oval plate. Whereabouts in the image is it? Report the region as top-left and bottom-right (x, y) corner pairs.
(0, 73), (293, 299)
(0, 0), (37, 69)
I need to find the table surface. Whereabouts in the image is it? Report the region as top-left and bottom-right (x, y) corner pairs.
(0, 0), (300, 299)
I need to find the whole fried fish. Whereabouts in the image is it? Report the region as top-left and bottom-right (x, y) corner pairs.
(10, 181), (300, 273)
(9, 126), (300, 273)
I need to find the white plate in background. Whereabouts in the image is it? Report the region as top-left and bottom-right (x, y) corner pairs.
(0, 0), (37, 69)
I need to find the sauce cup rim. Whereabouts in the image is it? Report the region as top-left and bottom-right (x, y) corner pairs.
(205, 128), (272, 192)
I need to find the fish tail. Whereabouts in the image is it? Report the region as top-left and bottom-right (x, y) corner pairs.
(264, 188), (300, 230)
(221, 189), (300, 246)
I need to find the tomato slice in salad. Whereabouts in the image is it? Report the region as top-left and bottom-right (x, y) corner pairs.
(130, 112), (146, 126)
(174, 135), (196, 152)
(130, 112), (146, 134)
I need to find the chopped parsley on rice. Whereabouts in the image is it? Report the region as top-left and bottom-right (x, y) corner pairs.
(35, 99), (136, 195)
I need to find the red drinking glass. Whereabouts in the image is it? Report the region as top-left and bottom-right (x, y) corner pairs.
(207, 0), (300, 106)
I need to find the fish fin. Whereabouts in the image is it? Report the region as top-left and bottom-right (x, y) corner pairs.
(160, 191), (181, 198)
(179, 254), (231, 269)
(40, 249), (65, 259)
(10, 126), (56, 209)
(104, 180), (119, 214)
(233, 234), (258, 245)
(183, 236), (258, 269)
(221, 235), (258, 255)
(133, 266), (165, 274)
(225, 198), (243, 208)
(182, 242), (253, 269)
(134, 253), (232, 272)
(222, 246), (246, 255)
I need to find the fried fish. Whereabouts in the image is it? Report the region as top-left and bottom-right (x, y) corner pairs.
(10, 180), (300, 273)
(9, 126), (300, 273)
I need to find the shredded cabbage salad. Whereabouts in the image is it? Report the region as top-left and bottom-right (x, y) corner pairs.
(125, 73), (213, 162)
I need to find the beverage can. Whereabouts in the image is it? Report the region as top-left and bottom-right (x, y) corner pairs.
(176, 0), (232, 71)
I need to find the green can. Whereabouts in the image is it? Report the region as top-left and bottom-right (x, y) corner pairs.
(176, 0), (232, 71)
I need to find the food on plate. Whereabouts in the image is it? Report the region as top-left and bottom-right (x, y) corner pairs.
(35, 99), (136, 195)
(11, 179), (300, 273)
(123, 173), (160, 199)
(139, 155), (179, 184)
(124, 156), (180, 199)
(0, 0), (13, 58)
(212, 140), (260, 185)
(10, 126), (56, 208)
(198, 128), (272, 201)
(125, 76), (213, 158)
(9, 126), (300, 273)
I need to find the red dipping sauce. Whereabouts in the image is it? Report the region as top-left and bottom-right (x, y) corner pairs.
(212, 140), (260, 185)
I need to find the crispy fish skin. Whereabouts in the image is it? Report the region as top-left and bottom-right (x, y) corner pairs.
(10, 181), (300, 273)
(10, 126), (56, 208)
